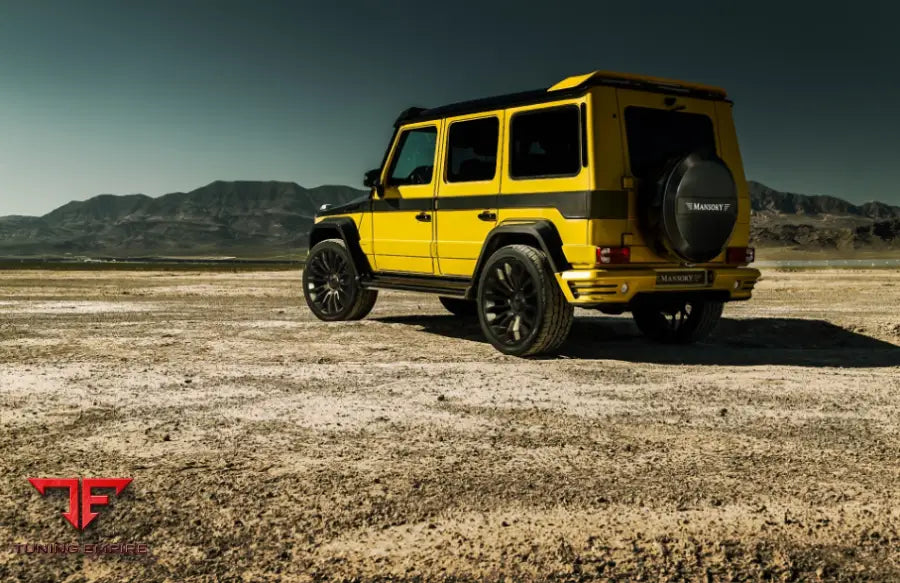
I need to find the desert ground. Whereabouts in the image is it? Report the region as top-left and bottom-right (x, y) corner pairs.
(1, 267), (898, 582)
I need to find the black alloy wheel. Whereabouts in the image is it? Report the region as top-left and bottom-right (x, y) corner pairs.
(482, 257), (539, 345)
(477, 244), (573, 356)
(303, 239), (377, 321)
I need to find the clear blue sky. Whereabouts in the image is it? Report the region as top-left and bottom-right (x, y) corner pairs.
(1, 0), (898, 216)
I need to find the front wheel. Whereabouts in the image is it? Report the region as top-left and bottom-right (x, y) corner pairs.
(476, 244), (573, 357)
(303, 239), (377, 321)
(631, 299), (723, 344)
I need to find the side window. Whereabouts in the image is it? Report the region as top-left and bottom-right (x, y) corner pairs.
(446, 117), (499, 183)
(510, 106), (580, 179)
(388, 126), (437, 185)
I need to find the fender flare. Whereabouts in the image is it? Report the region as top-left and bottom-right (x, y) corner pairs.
(468, 220), (571, 298)
(308, 217), (372, 275)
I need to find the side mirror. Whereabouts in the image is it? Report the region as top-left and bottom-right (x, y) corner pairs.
(363, 168), (379, 187)
(363, 168), (385, 197)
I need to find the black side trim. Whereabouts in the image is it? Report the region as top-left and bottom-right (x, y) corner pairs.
(371, 197), (435, 212)
(309, 217), (371, 275)
(362, 273), (469, 297)
(437, 190), (627, 219)
(334, 190), (628, 219)
(468, 220), (570, 298)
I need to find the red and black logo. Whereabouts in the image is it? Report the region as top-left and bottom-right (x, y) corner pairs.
(28, 478), (132, 531)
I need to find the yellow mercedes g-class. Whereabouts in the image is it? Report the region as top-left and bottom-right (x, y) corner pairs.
(303, 70), (760, 356)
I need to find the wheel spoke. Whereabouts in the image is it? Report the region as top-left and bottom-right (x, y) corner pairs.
(308, 258), (325, 279)
(507, 315), (520, 341)
(306, 245), (360, 317)
(521, 278), (536, 295)
(480, 255), (543, 346)
(495, 265), (516, 295)
(504, 262), (520, 290)
(495, 310), (514, 326)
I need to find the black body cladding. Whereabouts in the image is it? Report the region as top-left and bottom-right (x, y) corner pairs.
(309, 217), (372, 275)
(470, 221), (570, 292)
(315, 194), (371, 217)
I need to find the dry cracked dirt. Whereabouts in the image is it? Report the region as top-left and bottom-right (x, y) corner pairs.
(1, 267), (899, 582)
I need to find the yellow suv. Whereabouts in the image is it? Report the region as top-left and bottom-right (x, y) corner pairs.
(303, 70), (760, 356)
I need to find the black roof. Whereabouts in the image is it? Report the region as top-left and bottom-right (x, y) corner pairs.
(394, 72), (730, 127)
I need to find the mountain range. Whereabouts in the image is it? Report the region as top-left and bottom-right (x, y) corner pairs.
(0, 181), (365, 257)
(0, 180), (897, 257)
(748, 181), (900, 251)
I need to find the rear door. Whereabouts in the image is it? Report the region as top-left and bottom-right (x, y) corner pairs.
(615, 89), (721, 262)
(435, 112), (503, 277)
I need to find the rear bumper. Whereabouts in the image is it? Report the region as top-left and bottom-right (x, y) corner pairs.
(555, 266), (760, 306)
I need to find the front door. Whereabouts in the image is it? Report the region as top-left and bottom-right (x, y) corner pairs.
(372, 122), (441, 274)
(435, 113), (502, 277)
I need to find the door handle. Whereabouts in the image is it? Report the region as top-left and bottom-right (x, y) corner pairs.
(415, 211), (432, 222)
(477, 210), (497, 222)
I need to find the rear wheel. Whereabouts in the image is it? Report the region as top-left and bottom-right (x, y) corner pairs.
(303, 239), (377, 321)
(477, 244), (573, 357)
(439, 296), (477, 318)
(632, 299), (723, 344)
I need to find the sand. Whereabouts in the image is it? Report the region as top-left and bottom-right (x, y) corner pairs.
(1, 268), (898, 582)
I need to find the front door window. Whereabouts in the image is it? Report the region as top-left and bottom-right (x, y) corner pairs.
(388, 127), (437, 186)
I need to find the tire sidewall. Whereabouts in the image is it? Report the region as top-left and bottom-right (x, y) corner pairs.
(302, 239), (361, 321)
(476, 246), (547, 355)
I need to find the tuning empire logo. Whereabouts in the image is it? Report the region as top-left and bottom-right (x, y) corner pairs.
(8, 477), (151, 558)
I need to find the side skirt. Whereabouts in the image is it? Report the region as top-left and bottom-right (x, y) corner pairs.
(361, 272), (471, 298)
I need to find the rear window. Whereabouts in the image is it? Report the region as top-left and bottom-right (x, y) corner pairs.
(624, 106), (716, 179)
(510, 106), (580, 179)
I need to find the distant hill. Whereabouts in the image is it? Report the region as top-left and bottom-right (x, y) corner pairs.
(0, 181), (366, 257)
(0, 179), (897, 257)
(748, 181), (900, 250)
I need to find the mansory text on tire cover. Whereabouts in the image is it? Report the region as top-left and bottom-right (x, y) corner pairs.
(644, 151), (739, 263)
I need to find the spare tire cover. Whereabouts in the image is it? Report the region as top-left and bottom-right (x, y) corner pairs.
(654, 152), (738, 263)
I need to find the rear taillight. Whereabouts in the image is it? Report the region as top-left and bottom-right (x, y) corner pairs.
(597, 246), (631, 265)
(726, 247), (755, 264)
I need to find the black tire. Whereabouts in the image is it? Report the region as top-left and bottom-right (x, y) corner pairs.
(439, 296), (477, 318)
(303, 239), (377, 321)
(476, 244), (574, 357)
(632, 299), (723, 344)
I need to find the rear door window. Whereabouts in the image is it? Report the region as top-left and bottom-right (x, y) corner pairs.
(446, 117), (499, 183)
(509, 106), (580, 179)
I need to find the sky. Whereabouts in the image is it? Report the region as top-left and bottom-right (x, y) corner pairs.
(1, 0), (899, 216)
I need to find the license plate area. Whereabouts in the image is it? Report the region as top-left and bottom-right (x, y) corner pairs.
(655, 270), (708, 286)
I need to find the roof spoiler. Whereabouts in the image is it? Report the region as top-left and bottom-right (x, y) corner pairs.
(549, 70), (728, 100)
